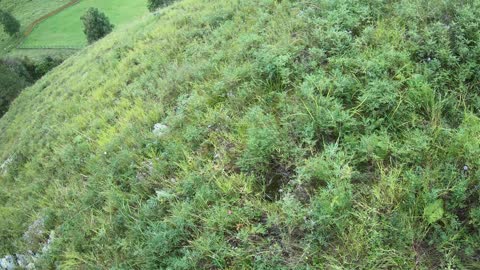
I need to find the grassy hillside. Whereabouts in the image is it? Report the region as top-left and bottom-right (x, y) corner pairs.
(21, 0), (148, 48)
(1, 0), (480, 268)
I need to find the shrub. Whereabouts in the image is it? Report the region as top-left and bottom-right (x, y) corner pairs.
(0, 10), (20, 36)
(80, 8), (114, 44)
(147, 0), (175, 12)
(1, 57), (33, 82)
(237, 108), (281, 175)
(34, 56), (63, 79)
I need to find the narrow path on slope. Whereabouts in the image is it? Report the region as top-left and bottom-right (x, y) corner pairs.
(23, 0), (82, 37)
(12, 0), (83, 50)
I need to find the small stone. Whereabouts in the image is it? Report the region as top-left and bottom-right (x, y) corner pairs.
(0, 258), (8, 269)
(0, 157), (13, 176)
(23, 217), (46, 248)
(41, 231), (55, 254)
(16, 254), (28, 267)
(153, 123), (169, 137)
(136, 160), (153, 182)
(2, 255), (15, 270)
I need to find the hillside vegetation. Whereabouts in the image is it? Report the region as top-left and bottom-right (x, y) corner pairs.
(1, 0), (480, 268)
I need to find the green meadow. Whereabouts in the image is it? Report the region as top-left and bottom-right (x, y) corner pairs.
(0, 0), (69, 53)
(20, 0), (148, 48)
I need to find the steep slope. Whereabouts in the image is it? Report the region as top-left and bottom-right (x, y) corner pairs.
(1, 0), (480, 268)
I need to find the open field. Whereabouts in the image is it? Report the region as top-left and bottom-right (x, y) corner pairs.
(0, 0), (69, 54)
(0, 0), (68, 23)
(20, 0), (148, 48)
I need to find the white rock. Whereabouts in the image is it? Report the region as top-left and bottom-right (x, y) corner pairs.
(16, 254), (28, 267)
(23, 217), (45, 246)
(0, 225), (55, 270)
(153, 123), (169, 137)
(0, 157), (13, 176)
(0, 258), (8, 269)
(1, 255), (15, 270)
(155, 190), (175, 200)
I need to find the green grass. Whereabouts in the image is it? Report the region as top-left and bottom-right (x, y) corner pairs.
(1, 0), (480, 269)
(0, 0), (70, 54)
(20, 0), (148, 48)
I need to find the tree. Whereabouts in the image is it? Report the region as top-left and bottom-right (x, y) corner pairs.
(0, 10), (20, 36)
(80, 8), (113, 44)
(35, 56), (62, 79)
(0, 63), (28, 117)
(147, 0), (175, 12)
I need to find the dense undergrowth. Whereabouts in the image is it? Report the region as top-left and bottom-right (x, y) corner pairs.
(0, 56), (63, 118)
(1, 0), (480, 268)
(0, 64), (28, 117)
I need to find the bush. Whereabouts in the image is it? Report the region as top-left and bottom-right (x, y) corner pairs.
(237, 107), (281, 175)
(147, 0), (175, 12)
(1, 57), (34, 82)
(80, 8), (114, 44)
(34, 56), (63, 79)
(0, 10), (20, 36)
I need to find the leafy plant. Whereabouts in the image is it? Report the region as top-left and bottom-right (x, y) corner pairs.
(424, 199), (444, 224)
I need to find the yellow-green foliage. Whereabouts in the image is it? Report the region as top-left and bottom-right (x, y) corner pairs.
(1, 0), (480, 268)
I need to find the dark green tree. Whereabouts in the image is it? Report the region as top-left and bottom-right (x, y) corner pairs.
(80, 8), (114, 44)
(0, 63), (28, 117)
(35, 56), (62, 78)
(0, 10), (20, 36)
(147, 0), (175, 12)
